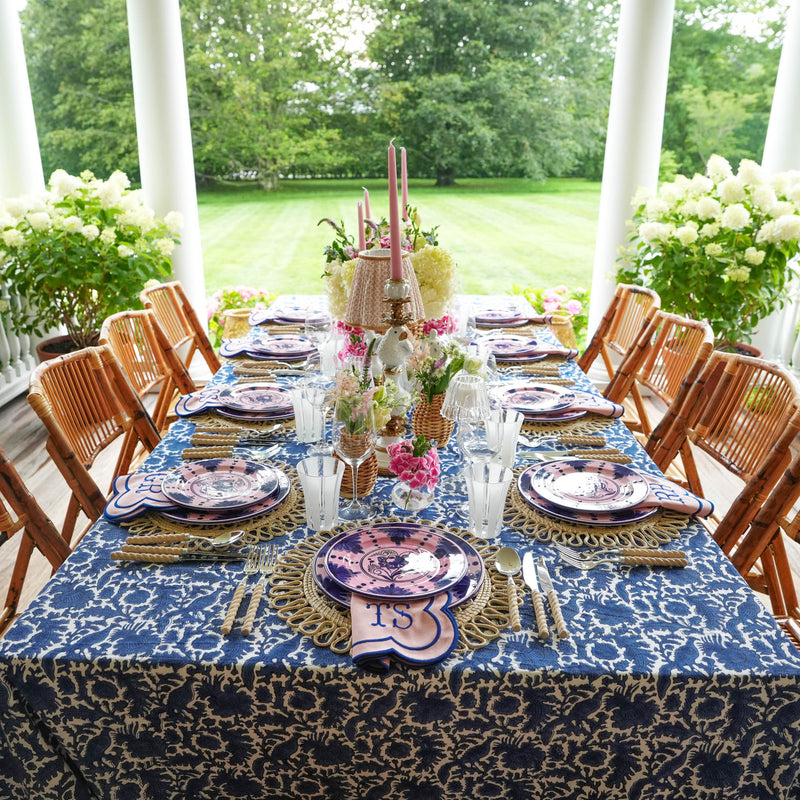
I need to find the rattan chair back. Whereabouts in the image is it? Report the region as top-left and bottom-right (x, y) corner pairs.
(0, 446), (71, 636)
(139, 281), (221, 374)
(27, 345), (160, 543)
(577, 283), (660, 378)
(100, 309), (196, 435)
(605, 311), (715, 438)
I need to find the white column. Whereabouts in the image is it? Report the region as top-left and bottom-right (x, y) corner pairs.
(750, 0), (800, 363)
(126, 0), (207, 318)
(0, 2), (44, 197)
(588, 0), (675, 337)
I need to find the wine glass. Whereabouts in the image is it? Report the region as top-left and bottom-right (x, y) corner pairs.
(304, 373), (333, 455)
(304, 311), (333, 353)
(332, 399), (377, 520)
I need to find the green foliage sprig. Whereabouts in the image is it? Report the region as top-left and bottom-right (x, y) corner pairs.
(206, 285), (276, 348)
(511, 284), (590, 348)
(0, 169), (180, 349)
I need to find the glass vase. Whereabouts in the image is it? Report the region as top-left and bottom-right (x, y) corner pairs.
(391, 480), (435, 512)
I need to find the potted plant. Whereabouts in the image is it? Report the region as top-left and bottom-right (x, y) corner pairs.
(616, 154), (800, 350)
(0, 169), (182, 356)
(206, 285), (275, 348)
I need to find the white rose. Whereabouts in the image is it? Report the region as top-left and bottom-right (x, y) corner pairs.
(720, 203), (751, 230)
(707, 154), (733, 182)
(26, 212), (51, 231)
(118, 244), (134, 258)
(676, 225), (699, 245)
(696, 196), (722, 219)
(718, 176), (746, 204)
(744, 247), (765, 266)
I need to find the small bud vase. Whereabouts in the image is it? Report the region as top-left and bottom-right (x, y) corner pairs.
(392, 481), (435, 512)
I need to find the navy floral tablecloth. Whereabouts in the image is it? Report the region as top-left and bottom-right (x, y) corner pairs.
(2, 314), (800, 800)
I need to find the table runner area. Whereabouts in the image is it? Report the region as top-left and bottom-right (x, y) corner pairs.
(2, 296), (800, 800)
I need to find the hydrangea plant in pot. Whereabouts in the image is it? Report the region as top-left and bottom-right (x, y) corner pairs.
(616, 154), (800, 351)
(0, 169), (181, 356)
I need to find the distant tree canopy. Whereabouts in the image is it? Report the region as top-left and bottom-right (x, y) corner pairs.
(19, 0), (789, 189)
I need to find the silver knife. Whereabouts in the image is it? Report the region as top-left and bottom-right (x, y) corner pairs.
(522, 552), (549, 639)
(536, 557), (569, 639)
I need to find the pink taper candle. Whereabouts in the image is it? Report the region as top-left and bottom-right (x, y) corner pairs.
(362, 187), (371, 220)
(388, 141), (403, 281)
(357, 200), (366, 252)
(401, 147), (409, 219)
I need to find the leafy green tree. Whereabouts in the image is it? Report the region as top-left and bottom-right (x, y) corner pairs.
(21, 0), (139, 181)
(366, 0), (613, 184)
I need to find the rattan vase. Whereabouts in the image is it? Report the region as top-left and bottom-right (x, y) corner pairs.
(546, 314), (577, 349)
(412, 393), (454, 448)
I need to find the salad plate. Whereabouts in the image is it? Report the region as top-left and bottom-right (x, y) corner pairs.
(217, 383), (293, 413)
(500, 384), (576, 414)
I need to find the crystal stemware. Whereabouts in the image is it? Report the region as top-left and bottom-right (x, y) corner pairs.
(332, 399), (377, 520)
(304, 311), (333, 352)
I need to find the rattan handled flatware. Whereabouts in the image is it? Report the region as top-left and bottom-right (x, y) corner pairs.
(494, 547), (522, 633)
(221, 546), (261, 635)
(522, 552), (549, 640)
(241, 545), (277, 636)
(536, 557), (568, 639)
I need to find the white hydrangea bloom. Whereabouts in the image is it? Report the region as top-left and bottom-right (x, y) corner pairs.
(699, 223), (720, 238)
(49, 169), (82, 199)
(645, 197), (670, 217)
(81, 224), (100, 241)
(26, 212), (51, 231)
(630, 186), (652, 209)
(756, 221), (779, 244)
(744, 247), (765, 265)
(164, 211), (183, 234)
(737, 159), (763, 185)
(707, 154), (733, 182)
(718, 177), (746, 204)
(689, 173), (714, 196)
(772, 201), (796, 218)
(63, 215), (83, 233)
(676, 225), (699, 245)
(99, 227), (116, 245)
(696, 196), (722, 219)
(118, 244), (134, 258)
(725, 264), (751, 282)
(155, 238), (175, 256)
(661, 182), (685, 206)
(752, 185), (777, 213)
(680, 199), (698, 217)
(119, 189), (145, 212)
(721, 203), (751, 230)
(5, 198), (31, 220)
(704, 243), (724, 257)
(97, 181), (123, 210)
(2, 229), (24, 248)
(639, 221), (673, 244)
(775, 214), (800, 242)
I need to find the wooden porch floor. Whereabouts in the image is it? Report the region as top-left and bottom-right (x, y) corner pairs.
(2, 389), (799, 626)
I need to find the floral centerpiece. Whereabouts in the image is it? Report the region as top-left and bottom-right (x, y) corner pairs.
(616, 154), (800, 349)
(320, 207), (457, 320)
(387, 434), (441, 510)
(0, 169), (181, 350)
(511, 284), (590, 348)
(206, 285), (275, 348)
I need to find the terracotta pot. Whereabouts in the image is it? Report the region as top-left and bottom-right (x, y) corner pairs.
(35, 334), (79, 362)
(411, 393), (454, 447)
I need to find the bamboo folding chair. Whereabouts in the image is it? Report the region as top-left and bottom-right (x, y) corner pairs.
(0, 446), (71, 636)
(139, 280), (221, 375)
(99, 309), (197, 436)
(577, 283), (660, 379)
(604, 310), (716, 440)
(27, 345), (161, 544)
(646, 352), (800, 549)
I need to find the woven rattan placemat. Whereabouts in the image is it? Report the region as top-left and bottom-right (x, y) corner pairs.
(269, 519), (513, 655)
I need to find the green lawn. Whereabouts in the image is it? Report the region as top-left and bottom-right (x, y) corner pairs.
(197, 177), (601, 297)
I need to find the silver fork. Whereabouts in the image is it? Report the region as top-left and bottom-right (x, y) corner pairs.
(555, 545), (688, 570)
(221, 545), (260, 635)
(554, 543), (687, 562)
(241, 545), (278, 636)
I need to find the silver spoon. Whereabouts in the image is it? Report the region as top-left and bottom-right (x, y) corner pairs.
(187, 529), (245, 547)
(495, 547), (522, 632)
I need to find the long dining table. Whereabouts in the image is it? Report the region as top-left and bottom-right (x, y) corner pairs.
(2, 296), (800, 800)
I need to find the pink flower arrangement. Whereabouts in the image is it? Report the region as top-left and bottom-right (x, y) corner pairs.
(387, 435), (441, 493)
(421, 314), (457, 337)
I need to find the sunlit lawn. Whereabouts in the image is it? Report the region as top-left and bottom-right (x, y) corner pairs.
(198, 177), (600, 297)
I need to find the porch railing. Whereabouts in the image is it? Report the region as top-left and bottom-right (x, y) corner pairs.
(0, 284), (37, 407)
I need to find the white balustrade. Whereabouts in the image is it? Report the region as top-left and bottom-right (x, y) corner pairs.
(0, 284), (38, 407)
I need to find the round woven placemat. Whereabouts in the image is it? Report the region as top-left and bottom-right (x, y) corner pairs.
(122, 462), (306, 544)
(269, 518), (512, 656)
(505, 467), (688, 548)
(521, 414), (614, 437)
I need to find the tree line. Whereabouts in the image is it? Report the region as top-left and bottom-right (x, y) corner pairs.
(20, 0), (787, 190)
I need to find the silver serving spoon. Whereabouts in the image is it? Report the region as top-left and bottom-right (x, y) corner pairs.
(495, 547), (522, 632)
(187, 529), (245, 547)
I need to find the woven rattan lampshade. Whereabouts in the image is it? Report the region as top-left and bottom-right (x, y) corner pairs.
(344, 248), (425, 332)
